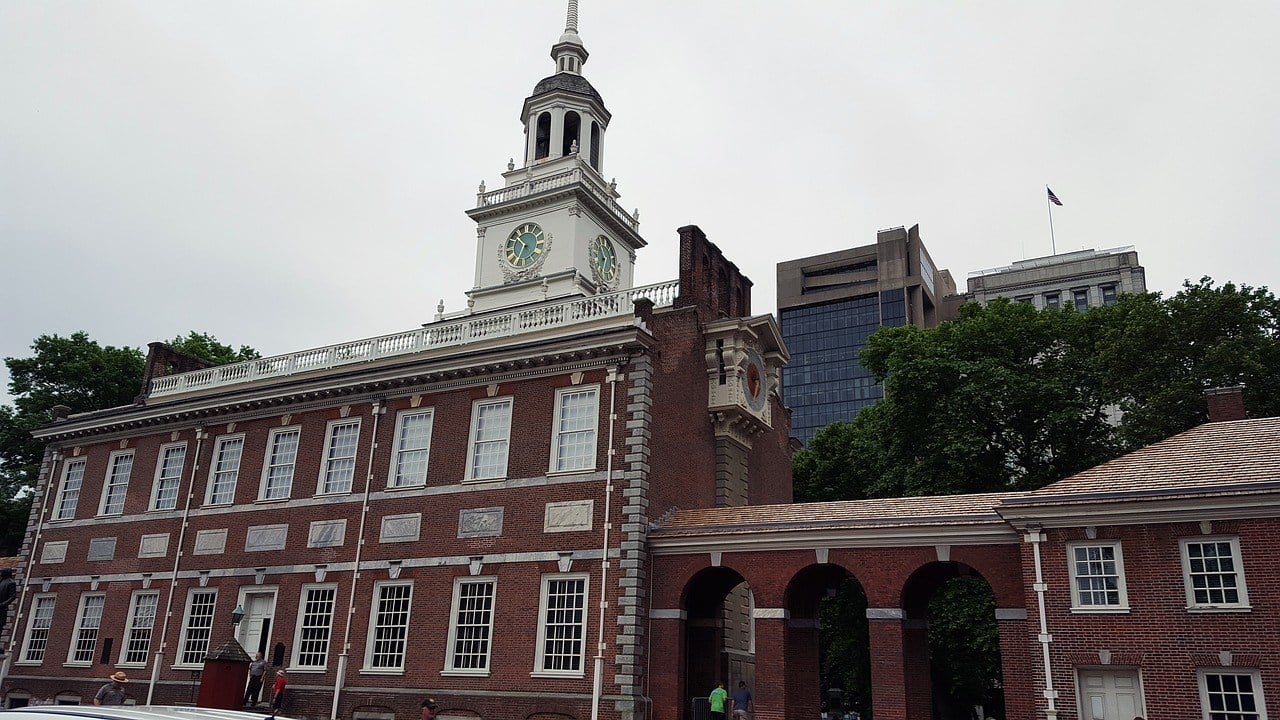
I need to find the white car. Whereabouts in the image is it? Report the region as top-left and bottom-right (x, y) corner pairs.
(0, 707), (285, 720)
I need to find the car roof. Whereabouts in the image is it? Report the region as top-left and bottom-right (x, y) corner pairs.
(0, 707), (287, 720)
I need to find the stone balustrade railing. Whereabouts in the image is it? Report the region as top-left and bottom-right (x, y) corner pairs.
(147, 280), (679, 398)
(476, 167), (639, 231)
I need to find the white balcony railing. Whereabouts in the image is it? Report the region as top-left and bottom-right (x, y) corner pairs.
(147, 280), (680, 398)
(476, 167), (639, 232)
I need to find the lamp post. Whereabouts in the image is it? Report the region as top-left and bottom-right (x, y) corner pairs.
(231, 604), (245, 643)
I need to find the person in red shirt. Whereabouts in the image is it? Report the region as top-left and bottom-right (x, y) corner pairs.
(269, 670), (287, 717)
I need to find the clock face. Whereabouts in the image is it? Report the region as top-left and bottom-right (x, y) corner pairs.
(590, 235), (619, 283)
(505, 223), (546, 268)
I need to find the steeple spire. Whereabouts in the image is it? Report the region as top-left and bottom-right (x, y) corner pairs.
(552, 0), (588, 74)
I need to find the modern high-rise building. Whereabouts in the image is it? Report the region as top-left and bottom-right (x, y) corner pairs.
(776, 224), (960, 443)
(966, 246), (1146, 310)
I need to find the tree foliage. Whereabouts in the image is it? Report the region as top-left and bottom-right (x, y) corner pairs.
(927, 577), (1002, 716)
(0, 331), (256, 554)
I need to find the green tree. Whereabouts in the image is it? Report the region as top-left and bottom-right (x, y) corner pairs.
(168, 331), (260, 365)
(927, 577), (1002, 716)
(817, 578), (871, 717)
(0, 331), (257, 555)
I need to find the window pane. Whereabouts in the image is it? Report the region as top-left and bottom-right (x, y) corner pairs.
(1204, 672), (1262, 720)
(1186, 540), (1244, 606)
(450, 581), (494, 671)
(70, 595), (104, 663)
(392, 412), (433, 487)
(554, 389), (598, 472)
(323, 422), (360, 494)
(540, 577), (586, 672)
(209, 438), (243, 505)
(56, 460), (86, 520)
(153, 445), (186, 510)
(23, 596), (57, 662)
(369, 584), (411, 669)
(470, 400), (511, 480)
(181, 591), (218, 665)
(123, 593), (159, 664)
(296, 587), (336, 668)
(1072, 544), (1123, 606)
(264, 430), (300, 499)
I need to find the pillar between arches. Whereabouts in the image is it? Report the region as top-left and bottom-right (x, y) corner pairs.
(866, 609), (910, 720)
(550, 107), (565, 160)
(748, 610), (788, 720)
(648, 610), (685, 720)
(996, 609), (1036, 720)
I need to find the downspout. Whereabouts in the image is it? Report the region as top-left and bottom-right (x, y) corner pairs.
(1027, 526), (1058, 720)
(0, 449), (61, 686)
(590, 368), (620, 720)
(149, 427), (207, 704)
(331, 400), (384, 720)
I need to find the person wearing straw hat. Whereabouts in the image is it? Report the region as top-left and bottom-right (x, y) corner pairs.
(94, 671), (129, 705)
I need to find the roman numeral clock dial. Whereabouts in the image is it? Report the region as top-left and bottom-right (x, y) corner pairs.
(504, 223), (546, 269)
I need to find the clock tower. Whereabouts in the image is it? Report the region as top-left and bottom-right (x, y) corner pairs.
(464, 0), (646, 314)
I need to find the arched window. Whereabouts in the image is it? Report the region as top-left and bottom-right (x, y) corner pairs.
(562, 111), (581, 157)
(534, 112), (551, 160)
(590, 122), (601, 170)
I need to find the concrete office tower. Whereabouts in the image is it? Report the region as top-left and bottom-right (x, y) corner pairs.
(777, 224), (960, 443)
(966, 246), (1147, 310)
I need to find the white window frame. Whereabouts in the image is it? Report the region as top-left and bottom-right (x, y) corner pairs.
(549, 385), (600, 474)
(205, 434), (245, 506)
(362, 580), (413, 673)
(532, 573), (589, 678)
(17, 594), (57, 665)
(1067, 541), (1129, 612)
(118, 590), (160, 666)
(66, 592), (105, 665)
(443, 576), (496, 676)
(292, 583), (338, 671)
(1198, 668), (1267, 720)
(317, 419), (361, 495)
(175, 588), (218, 668)
(53, 458), (86, 521)
(150, 442), (187, 511)
(97, 450), (134, 516)
(387, 409), (434, 489)
(259, 426), (301, 501)
(1181, 536), (1251, 611)
(465, 397), (513, 482)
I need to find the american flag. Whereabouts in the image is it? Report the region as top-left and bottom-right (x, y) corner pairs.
(1047, 187), (1063, 206)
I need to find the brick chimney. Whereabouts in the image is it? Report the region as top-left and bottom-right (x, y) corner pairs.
(1204, 385), (1247, 422)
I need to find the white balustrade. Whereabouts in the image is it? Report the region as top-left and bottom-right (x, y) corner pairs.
(475, 167), (638, 230)
(147, 280), (680, 398)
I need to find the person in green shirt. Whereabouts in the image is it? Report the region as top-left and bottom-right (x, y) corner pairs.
(709, 682), (728, 720)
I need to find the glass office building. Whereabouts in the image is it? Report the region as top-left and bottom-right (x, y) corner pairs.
(776, 225), (957, 444)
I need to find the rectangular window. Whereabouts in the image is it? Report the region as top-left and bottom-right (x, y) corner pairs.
(206, 435), (244, 505)
(446, 578), (495, 674)
(551, 387), (599, 473)
(1044, 293), (1061, 309)
(178, 589), (218, 666)
(1068, 543), (1128, 610)
(19, 595), (56, 663)
(1073, 288), (1089, 311)
(319, 420), (360, 494)
(261, 427), (300, 500)
(1182, 538), (1249, 609)
(535, 574), (588, 676)
(98, 452), (133, 516)
(1101, 284), (1118, 305)
(54, 459), (86, 520)
(1200, 670), (1265, 720)
(467, 398), (512, 481)
(120, 592), (159, 665)
(365, 582), (412, 671)
(293, 585), (337, 669)
(68, 593), (105, 664)
(389, 410), (434, 488)
(151, 443), (186, 511)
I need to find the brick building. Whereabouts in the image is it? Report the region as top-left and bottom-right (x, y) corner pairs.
(0, 6), (791, 720)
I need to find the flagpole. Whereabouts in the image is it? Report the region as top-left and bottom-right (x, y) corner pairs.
(1046, 185), (1057, 255)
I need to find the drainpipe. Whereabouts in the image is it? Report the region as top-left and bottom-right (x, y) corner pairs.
(590, 367), (621, 720)
(0, 449), (61, 686)
(1026, 525), (1058, 720)
(332, 400), (384, 720)
(149, 427), (207, 704)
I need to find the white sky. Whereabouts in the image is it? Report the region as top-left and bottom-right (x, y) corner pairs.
(2, 1), (1278, 402)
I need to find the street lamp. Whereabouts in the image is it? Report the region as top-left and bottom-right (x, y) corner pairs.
(231, 604), (245, 628)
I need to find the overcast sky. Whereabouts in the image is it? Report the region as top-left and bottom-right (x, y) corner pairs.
(2, 1), (1278, 402)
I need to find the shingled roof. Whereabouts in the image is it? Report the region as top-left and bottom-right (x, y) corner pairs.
(1001, 416), (1280, 507)
(651, 492), (1017, 538)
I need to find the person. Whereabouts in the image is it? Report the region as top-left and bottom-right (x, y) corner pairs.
(269, 669), (287, 717)
(709, 681), (728, 720)
(731, 680), (752, 718)
(420, 698), (439, 720)
(0, 568), (16, 645)
(244, 652), (268, 706)
(94, 671), (129, 706)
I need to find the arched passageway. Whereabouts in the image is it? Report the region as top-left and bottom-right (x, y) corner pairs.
(681, 567), (755, 720)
